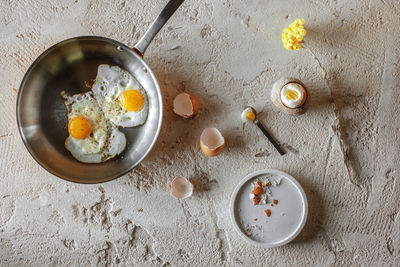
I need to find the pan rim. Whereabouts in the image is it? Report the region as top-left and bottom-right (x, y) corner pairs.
(16, 35), (163, 184)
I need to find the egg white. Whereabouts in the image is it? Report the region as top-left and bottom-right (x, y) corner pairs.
(61, 91), (127, 163)
(92, 64), (149, 128)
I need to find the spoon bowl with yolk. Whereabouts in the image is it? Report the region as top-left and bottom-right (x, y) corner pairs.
(68, 116), (92, 140)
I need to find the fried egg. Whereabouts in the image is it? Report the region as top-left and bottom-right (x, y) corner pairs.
(61, 91), (127, 163)
(92, 64), (149, 128)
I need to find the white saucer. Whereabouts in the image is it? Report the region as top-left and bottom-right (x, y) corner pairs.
(230, 169), (308, 248)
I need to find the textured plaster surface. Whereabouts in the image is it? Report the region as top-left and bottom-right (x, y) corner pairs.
(1, 0), (400, 266)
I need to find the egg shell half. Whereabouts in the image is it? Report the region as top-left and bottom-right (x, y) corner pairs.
(170, 176), (194, 199)
(200, 127), (225, 157)
(173, 92), (200, 118)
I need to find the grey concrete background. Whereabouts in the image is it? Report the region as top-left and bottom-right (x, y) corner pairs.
(1, 0), (399, 266)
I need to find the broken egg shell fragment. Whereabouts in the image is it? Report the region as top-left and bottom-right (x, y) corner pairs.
(253, 197), (261, 206)
(200, 128), (225, 157)
(251, 186), (263, 196)
(173, 92), (200, 118)
(170, 176), (193, 199)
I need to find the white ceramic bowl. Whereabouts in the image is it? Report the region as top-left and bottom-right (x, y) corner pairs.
(230, 169), (308, 248)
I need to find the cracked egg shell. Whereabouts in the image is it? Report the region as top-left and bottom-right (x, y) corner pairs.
(200, 128), (225, 157)
(170, 176), (193, 199)
(173, 92), (200, 118)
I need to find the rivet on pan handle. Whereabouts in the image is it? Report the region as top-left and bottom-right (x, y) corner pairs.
(133, 0), (185, 57)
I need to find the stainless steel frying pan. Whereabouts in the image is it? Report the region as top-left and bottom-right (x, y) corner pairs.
(16, 0), (184, 183)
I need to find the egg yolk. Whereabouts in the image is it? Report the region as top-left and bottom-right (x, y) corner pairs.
(285, 89), (299, 100)
(246, 112), (255, 120)
(68, 116), (91, 140)
(119, 90), (144, 112)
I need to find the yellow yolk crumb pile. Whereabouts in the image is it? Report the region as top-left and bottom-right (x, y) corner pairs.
(281, 19), (307, 50)
(285, 89), (299, 100)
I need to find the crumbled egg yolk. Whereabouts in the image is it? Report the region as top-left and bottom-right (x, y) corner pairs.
(68, 115), (92, 140)
(119, 89), (144, 112)
(285, 89), (299, 100)
(246, 111), (256, 120)
(281, 19), (307, 50)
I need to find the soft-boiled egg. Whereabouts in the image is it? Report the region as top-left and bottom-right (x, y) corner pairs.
(92, 64), (149, 128)
(280, 82), (307, 109)
(271, 77), (308, 115)
(61, 91), (127, 163)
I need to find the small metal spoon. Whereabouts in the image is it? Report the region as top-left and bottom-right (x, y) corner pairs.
(241, 107), (285, 156)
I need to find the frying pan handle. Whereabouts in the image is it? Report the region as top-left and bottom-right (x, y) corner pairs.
(133, 0), (185, 57)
